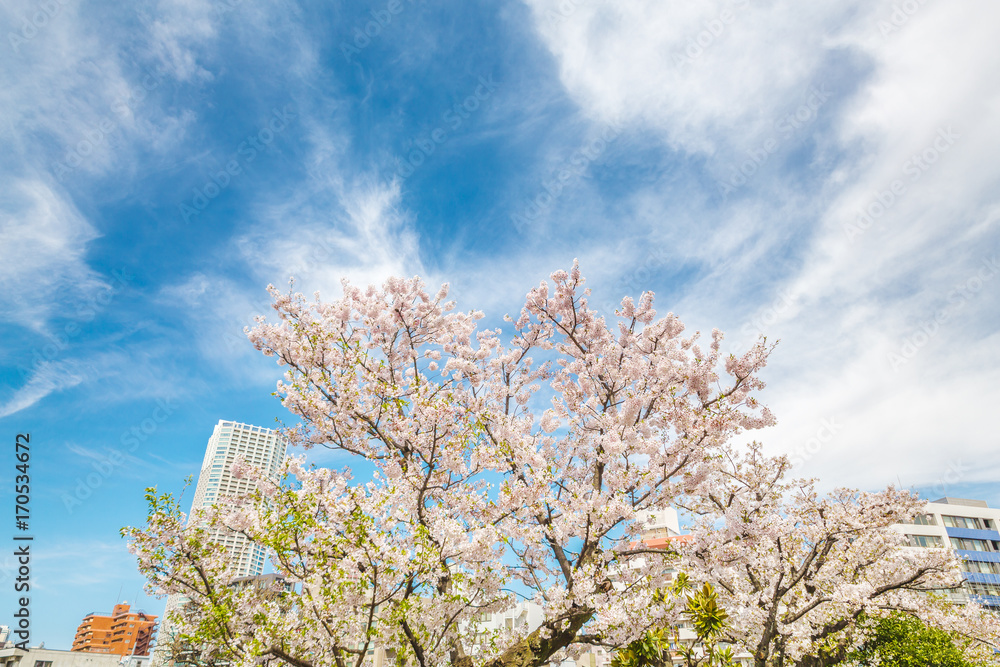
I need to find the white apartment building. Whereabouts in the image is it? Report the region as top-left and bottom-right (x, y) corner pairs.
(152, 420), (287, 667)
(189, 420), (287, 577)
(896, 497), (1000, 611)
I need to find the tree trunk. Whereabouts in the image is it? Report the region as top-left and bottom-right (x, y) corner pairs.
(481, 610), (593, 667)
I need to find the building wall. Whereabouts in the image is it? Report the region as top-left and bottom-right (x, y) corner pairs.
(636, 507), (680, 538)
(151, 420), (287, 667)
(896, 497), (1000, 610)
(72, 604), (158, 657)
(1, 647), (128, 667)
(71, 611), (115, 654)
(108, 608), (157, 657)
(189, 420), (287, 578)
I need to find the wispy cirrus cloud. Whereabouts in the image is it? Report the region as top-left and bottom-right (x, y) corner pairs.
(522, 0), (1000, 492)
(0, 360), (87, 419)
(0, 179), (107, 330)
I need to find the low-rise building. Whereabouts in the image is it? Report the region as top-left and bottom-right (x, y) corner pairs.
(0, 646), (149, 667)
(896, 496), (1000, 611)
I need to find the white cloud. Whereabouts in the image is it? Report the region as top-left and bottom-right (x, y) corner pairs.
(143, 0), (218, 82)
(159, 272), (276, 375)
(0, 346), (190, 419)
(0, 0), (230, 418)
(0, 360), (87, 419)
(525, 0), (861, 153)
(160, 78), (432, 370)
(0, 179), (107, 329)
(161, 175), (424, 377)
(0, 0), (215, 342)
(0, 0), (202, 181)
(236, 176), (422, 296)
(524, 0), (1000, 493)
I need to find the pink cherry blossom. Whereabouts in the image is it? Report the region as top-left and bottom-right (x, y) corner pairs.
(123, 264), (998, 667)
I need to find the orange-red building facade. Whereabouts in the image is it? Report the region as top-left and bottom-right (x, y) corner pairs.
(71, 603), (158, 656)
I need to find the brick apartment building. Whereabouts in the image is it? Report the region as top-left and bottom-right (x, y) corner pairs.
(71, 603), (158, 657)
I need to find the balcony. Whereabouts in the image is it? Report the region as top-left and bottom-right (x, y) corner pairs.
(970, 594), (1000, 609)
(964, 572), (1000, 585)
(946, 527), (1000, 541)
(956, 549), (1000, 563)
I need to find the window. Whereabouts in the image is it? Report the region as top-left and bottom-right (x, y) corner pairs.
(952, 537), (993, 551)
(907, 534), (943, 548)
(943, 515), (984, 530)
(910, 514), (936, 526)
(963, 560), (1000, 574)
(968, 582), (1000, 597)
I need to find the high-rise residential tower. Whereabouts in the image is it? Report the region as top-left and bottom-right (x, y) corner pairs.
(188, 420), (287, 577)
(152, 420), (287, 667)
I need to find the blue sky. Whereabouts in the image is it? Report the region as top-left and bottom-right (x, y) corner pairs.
(2, 0), (1000, 650)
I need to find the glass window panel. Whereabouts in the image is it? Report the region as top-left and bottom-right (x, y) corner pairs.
(953, 537), (991, 551)
(908, 535), (943, 548)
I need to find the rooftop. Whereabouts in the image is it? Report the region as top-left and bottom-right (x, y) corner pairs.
(931, 497), (990, 508)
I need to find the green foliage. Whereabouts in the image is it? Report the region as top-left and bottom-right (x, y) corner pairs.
(611, 579), (735, 667)
(611, 627), (673, 667)
(686, 583), (728, 642)
(844, 612), (992, 667)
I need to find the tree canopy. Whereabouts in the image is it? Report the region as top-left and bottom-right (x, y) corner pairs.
(125, 265), (1000, 667)
(843, 612), (993, 667)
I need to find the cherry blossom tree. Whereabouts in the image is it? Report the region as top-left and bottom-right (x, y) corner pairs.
(125, 263), (777, 667)
(675, 443), (1000, 667)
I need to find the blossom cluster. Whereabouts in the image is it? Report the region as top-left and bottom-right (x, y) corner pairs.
(122, 264), (1000, 667)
